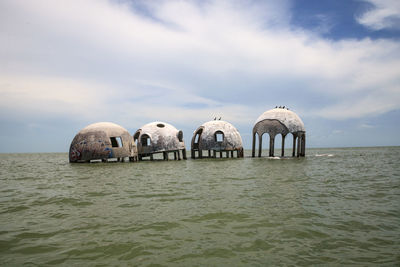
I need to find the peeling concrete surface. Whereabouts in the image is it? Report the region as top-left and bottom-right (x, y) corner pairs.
(255, 108), (305, 133)
(69, 122), (138, 163)
(134, 121), (186, 160)
(191, 120), (244, 158)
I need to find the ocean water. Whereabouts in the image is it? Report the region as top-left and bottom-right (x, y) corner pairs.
(0, 147), (399, 266)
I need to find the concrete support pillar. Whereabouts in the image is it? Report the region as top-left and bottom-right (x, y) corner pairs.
(191, 149), (195, 159)
(163, 152), (169, 160)
(220, 151), (223, 158)
(226, 151), (229, 158)
(301, 134), (306, 157)
(150, 154), (154, 161)
(174, 151), (177, 160)
(297, 135), (301, 157)
(292, 135), (296, 157)
(208, 150), (211, 157)
(231, 151), (234, 157)
(252, 132), (256, 157)
(258, 134), (263, 157)
(199, 150), (203, 159)
(281, 135), (285, 157)
(182, 149), (187, 160)
(213, 150), (216, 158)
(269, 135), (275, 157)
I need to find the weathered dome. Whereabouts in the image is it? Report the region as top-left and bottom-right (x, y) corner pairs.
(252, 107), (306, 158)
(134, 121), (185, 154)
(69, 122), (137, 163)
(191, 120), (244, 158)
(193, 120), (243, 151)
(255, 108), (305, 133)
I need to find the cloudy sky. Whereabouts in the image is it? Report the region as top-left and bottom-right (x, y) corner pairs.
(1, 0), (399, 152)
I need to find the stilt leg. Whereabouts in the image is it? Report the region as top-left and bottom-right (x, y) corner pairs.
(297, 136), (301, 157)
(252, 132), (256, 157)
(292, 135), (296, 157)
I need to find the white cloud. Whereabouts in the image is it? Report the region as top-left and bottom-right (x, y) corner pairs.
(0, 0), (399, 127)
(357, 0), (400, 30)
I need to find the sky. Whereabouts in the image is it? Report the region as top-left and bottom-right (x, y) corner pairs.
(1, 0), (400, 153)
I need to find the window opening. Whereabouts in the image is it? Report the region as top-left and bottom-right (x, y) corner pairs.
(110, 136), (123, 147)
(194, 129), (203, 144)
(157, 123), (165, 128)
(177, 131), (183, 142)
(215, 131), (224, 142)
(141, 134), (151, 146)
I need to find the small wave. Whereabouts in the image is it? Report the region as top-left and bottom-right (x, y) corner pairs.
(268, 156), (281, 160)
(315, 154), (334, 157)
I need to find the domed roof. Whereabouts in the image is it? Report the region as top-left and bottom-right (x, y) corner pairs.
(200, 120), (242, 145)
(255, 108), (305, 132)
(69, 122), (136, 162)
(78, 122), (129, 135)
(193, 120), (243, 150)
(134, 121), (185, 152)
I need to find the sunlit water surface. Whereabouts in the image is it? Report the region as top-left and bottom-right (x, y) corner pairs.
(0, 147), (399, 266)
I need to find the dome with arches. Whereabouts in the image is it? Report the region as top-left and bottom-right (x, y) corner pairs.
(252, 107), (306, 157)
(191, 120), (244, 159)
(133, 121), (186, 160)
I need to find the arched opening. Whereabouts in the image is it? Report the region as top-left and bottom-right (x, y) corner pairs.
(194, 129), (203, 144)
(258, 132), (264, 157)
(275, 134), (282, 157)
(133, 131), (140, 147)
(290, 132), (297, 157)
(214, 131), (224, 142)
(141, 134), (151, 147)
(191, 128), (203, 159)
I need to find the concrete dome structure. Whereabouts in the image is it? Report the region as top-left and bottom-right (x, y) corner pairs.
(191, 120), (244, 159)
(69, 122), (138, 163)
(133, 122), (187, 161)
(252, 107), (306, 157)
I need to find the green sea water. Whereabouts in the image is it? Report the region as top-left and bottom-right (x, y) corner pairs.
(0, 147), (399, 266)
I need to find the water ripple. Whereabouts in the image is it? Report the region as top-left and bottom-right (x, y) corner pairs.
(0, 148), (399, 266)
